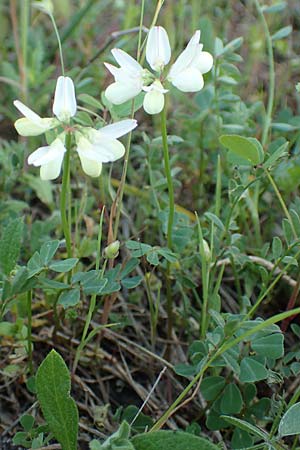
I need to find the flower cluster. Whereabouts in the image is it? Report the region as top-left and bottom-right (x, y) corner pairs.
(105, 26), (213, 115)
(14, 26), (213, 180)
(14, 77), (137, 180)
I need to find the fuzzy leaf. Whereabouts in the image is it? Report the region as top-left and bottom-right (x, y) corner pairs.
(131, 430), (219, 450)
(0, 218), (23, 275)
(36, 350), (78, 450)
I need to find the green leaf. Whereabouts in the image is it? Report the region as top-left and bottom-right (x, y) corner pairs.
(231, 428), (253, 449)
(58, 289), (81, 309)
(120, 258), (139, 279)
(36, 350), (78, 450)
(20, 414), (35, 432)
(279, 402), (300, 436)
(272, 236), (283, 260)
(49, 258), (78, 273)
(261, 2), (287, 14)
(146, 251), (160, 266)
(200, 376), (226, 401)
(221, 415), (268, 440)
(24, 173), (53, 205)
(0, 217), (23, 275)
(240, 357), (268, 382)
(220, 383), (243, 414)
(121, 276), (143, 289)
(204, 212), (225, 231)
(262, 141), (288, 169)
(131, 430), (219, 450)
(82, 278), (107, 295)
(27, 251), (43, 277)
(251, 333), (284, 359)
(271, 25), (292, 41)
(125, 240), (152, 257)
(40, 240), (60, 265)
(77, 93), (103, 110)
(220, 134), (264, 165)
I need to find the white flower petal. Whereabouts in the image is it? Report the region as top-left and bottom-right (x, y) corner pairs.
(143, 89), (165, 115)
(40, 155), (64, 180)
(146, 26), (171, 71)
(28, 138), (66, 167)
(192, 51), (214, 74)
(14, 117), (56, 136)
(171, 67), (204, 92)
(53, 76), (77, 122)
(77, 135), (125, 163)
(188, 30), (201, 47)
(28, 146), (50, 166)
(13, 100), (42, 123)
(104, 62), (121, 78)
(168, 36), (200, 80)
(98, 119), (138, 139)
(111, 48), (143, 74)
(105, 81), (141, 104)
(77, 154), (103, 177)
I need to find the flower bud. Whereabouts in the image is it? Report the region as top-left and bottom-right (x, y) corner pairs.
(104, 241), (120, 259)
(201, 239), (211, 263)
(32, 0), (54, 15)
(53, 76), (77, 122)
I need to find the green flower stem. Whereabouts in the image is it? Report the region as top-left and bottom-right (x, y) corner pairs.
(113, 130), (133, 241)
(26, 289), (33, 375)
(49, 13), (65, 76)
(160, 104), (175, 346)
(21, 0), (29, 100)
(265, 169), (297, 239)
(195, 213), (209, 339)
(151, 306), (300, 431)
(112, 0), (145, 241)
(73, 208), (105, 374)
(60, 133), (72, 258)
(251, 0), (276, 247)
(161, 104), (175, 250)
(253, 0), (275, 147)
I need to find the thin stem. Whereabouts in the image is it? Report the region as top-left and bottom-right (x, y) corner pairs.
(49, 13), (65, 75)
(26, 290), (33, 375)
(112, 130), (133, 241)
(21, 0), (29, 101)
(160, 104), (175, 348)
(136, 0), (145, 61)
(151, 306), (300, 431)
(73, 209), (105, 374)
(60, 133), (72, 258)
(265, 169), (297, 239)
(161, 104), (175, 250)
(253, 0), (275, 146)
(195, 213), (209, 338)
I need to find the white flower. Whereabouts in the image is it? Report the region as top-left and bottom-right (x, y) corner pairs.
(27, 137), (66, 180)
(168, 30), (213, 92)
(13, 100), (57, 136)
(146, 26), (171, 72)
(76, 119), (137, 177)
(104, 26), (213, 114)
(143, 80), (168, 115)
(104, 49), (145, 104)
(53, 76), (77, 122)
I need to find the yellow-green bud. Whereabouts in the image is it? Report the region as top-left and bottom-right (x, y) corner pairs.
(104, 240), (120, 259)
(32, 0), (54, 15)
(201, 239), (211, 263)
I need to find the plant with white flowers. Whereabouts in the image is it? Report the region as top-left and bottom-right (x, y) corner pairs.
(105, 26), (213, 115)
(14, 76), (137, 180)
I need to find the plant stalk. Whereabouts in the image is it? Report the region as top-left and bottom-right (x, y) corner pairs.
(60, 133), (72, 258)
